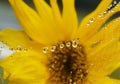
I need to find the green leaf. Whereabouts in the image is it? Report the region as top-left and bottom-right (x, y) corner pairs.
(0, 67), (3, 78)
(109, 67), (120, 80)
(0, 67), (8, 84)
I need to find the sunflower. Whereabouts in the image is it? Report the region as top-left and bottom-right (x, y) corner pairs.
(0, 0), (120, 84)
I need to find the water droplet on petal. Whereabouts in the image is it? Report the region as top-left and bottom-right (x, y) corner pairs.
(16, 46), (22, 52)
(66, 42), (71, 47)
(72, 39), (79, 48)
(24, 48), (28, 52)
(103, 11), (107, 14)
(90, 18), (94, 23)
(51, 46), (56, 52)
(114, 1), (117, 5)
(59, 44), (65, 48)
(98, 13), (102, 18)
(9, 47), (14, 51)
(110, 9), (115, 13)
(43, 47), (48, 53)
(86, 23), (90, 26)
(108, 4), (113, 9)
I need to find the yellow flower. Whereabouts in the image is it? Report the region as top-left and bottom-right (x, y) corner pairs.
(0, 0), (120, 84)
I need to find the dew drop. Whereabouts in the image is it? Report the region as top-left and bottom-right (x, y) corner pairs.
(98, 13), (102, 18)
(24, 48), (28, 52)
(86, 23), (90, 26)
(113, 1), (117, 5)
(16, 46), (22, 52)
(9, 47), (14, 51)
(50, 46), (56, 52)
(59, 44), (65, 48)
(66, 42), (71, 47)
(110, 9), (115, 13)
(103, 11), (107, 14)
(108, 4), (113, 9)
(72, 39), (79, 48)
(89, 18), (94, 23)
(43, 47), (48, 53)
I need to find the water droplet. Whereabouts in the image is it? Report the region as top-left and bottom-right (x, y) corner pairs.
(9, 47), (14, 51)
(42, 47), (48, 53)
(90, 18), (94, 23)
(24, 48), (28, 52)
(59, 44), (65, 48)
(110, 9), (115, 13)
(50, 46), (56, 52)
(108, 4), (113, 9)
(17, 46), (22, 52)
(66, 42), (71, 47)
(72, 39), (79, 48)
(86, 23), (90, 26)
(98, 13), (102, 17)
(114, 1), (117, 5)
(103, 11), (107, 14)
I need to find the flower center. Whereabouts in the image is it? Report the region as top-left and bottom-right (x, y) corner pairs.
(43, 39), (88, 84)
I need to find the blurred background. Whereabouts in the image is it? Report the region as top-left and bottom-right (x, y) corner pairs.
(0, 0), (101, 29)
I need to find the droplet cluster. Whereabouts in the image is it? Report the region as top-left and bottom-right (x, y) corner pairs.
(0, 41), (29, 59)
(86, 0), (120, 26)
(9, 46), (28, 52)
(43, 39), (88, 84)
(42, 39), (80, 54)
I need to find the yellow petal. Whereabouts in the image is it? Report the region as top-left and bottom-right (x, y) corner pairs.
(50, 0), (62, 23)
(33, 0), (55, 28)
(9, 0), (64, 45)
(85, 17), (120, 75)
(76, 0), (120, 43)
(87, 75), (120, 84)
(87, 38), (120, 76)
(84, 17), (120, 53)
(0, 50), (48, 84)
(49, 0), (67, 37)
(0, 28), (40, 50)
(33, 0), (53, 21)
(62, 0), (78, 39)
